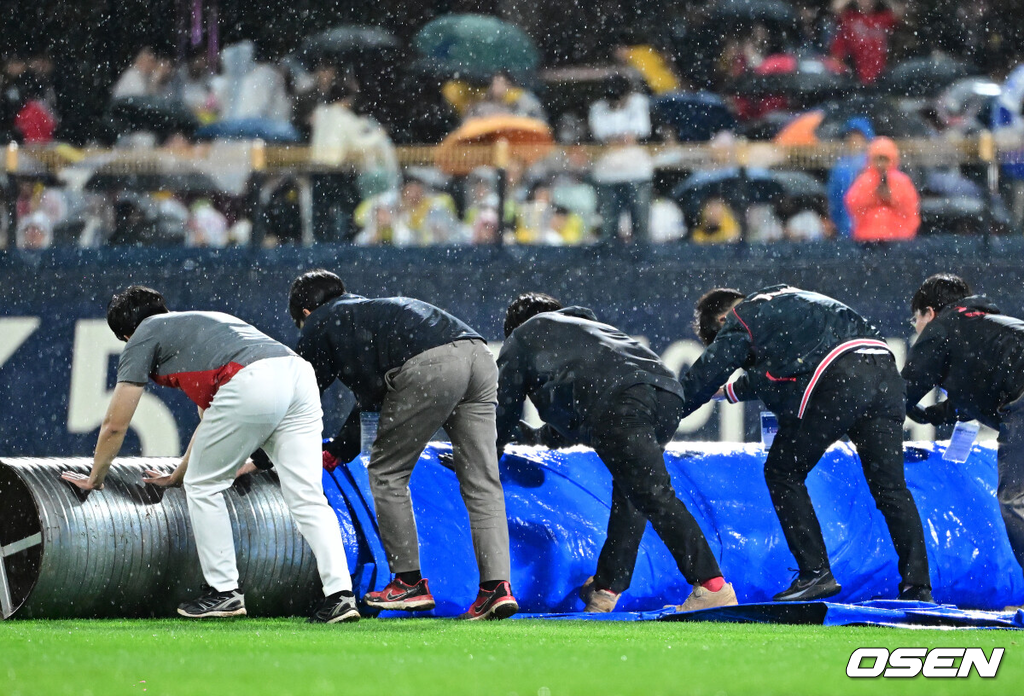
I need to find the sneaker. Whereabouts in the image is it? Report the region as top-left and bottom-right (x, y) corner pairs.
(177, 585), (246, 618)
(897, 585), (934, 603)
(308, 592), (361, 624)
(773, 568), (841, 602)
(675, 583), (738, 612)
(579, 576), (621, 613)
(457, 581), (520, 621)
(364, 577), (436, 611)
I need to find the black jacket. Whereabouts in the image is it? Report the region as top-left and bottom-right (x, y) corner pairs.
(903, 295), (1024, 429)
(495, 306), (684, 449)
(297, 293), (480, 459)
(681, 285), (889, 420)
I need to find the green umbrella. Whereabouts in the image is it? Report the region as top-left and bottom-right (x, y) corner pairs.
(413, 13), (539, 78)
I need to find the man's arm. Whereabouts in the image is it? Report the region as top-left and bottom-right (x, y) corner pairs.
(495, 340), (530, 453)
(61, 382), (145, 490)
(679, 314), (754, 417)
(901, 322), (949, 412)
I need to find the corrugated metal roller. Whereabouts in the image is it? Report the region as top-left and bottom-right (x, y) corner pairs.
(0, 458), (321, 619)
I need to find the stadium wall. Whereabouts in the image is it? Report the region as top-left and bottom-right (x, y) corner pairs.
(0, 237), (1021, 457)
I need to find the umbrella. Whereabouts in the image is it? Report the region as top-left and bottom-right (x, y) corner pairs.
(435, 115), (554, 175)
(194, 118), (300, 143)
(879, 55), (976, 98)
(919, 196), (1013, 235)
(85, 170), (221, 195)
(106, 97), (200, 138)
(293, 25), (399, 66)
(651, 92), (737, 142)
(671, 167), (826, 225)
(414, 14), (540, 79)
(775, 95), (935, 145)
(709, 0), (797, 27)
(730, 55), (856, 99)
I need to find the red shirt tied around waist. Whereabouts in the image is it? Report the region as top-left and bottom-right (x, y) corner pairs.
(845, 136), (920, 242)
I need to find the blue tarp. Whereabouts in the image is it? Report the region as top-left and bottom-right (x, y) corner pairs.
(323, 440), (1024, 617)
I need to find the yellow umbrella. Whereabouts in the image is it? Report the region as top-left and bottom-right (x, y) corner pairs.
(435, 115), (555, 175)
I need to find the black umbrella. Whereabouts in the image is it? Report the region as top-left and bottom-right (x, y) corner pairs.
(879, 56), (976, 98)
(294, 25), (400, 66)
(85, 171), (220, 196)
(710, 0), (797, 27)
(671, 167), (825, 226)
(731, 64), (856, 100)
(815, 95), (936, 140)
(105, 97), (200, 138)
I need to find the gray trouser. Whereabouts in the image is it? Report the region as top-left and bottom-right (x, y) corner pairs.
(368, 339), (511, 582)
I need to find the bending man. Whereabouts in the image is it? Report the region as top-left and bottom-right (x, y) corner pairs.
(288, 269), (517, 620)
(61, 286), (358, 623)
(496, 292), (737, 612)
(682, 285), (931, 602)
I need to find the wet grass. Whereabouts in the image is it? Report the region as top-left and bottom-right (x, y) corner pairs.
(0, 618), (1021, 696)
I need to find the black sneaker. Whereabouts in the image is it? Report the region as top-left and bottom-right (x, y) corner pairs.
(177, 585), (246, 618)
(897, 585), (934, 603)
(772, 568), (842, 602)
(308, 592), (361, 624)
(457, 581), (519, 621)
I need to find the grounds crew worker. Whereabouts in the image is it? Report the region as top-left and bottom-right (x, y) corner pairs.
(682, 285), (932, 602)
(903, 273), (1024, 576)
(496, 292), (738, 613)
(288, 269), (518, 621)
(61, 286), (359, 623)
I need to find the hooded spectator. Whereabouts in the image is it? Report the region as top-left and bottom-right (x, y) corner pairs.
(845, 136), (920, 242)
(827, 116), (875, 238)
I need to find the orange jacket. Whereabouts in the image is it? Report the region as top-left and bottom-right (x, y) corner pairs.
(844, 139), (919, 242)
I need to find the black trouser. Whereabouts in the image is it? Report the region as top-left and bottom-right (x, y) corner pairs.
(590, 384), (723, 593)
(764, 352), (931, 589)
(998, 393), (1024, 571)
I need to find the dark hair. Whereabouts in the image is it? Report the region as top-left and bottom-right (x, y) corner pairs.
(911, 274), (971, 314)
(694, 288), (745, 346)
(107, 285), (169, 340)
(504, 292), (563, 337)
(289, 269), (346, 327)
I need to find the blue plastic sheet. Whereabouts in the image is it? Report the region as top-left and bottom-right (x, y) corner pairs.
(324, 440), (1024, 616)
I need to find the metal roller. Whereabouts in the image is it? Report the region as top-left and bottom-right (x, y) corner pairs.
(0, 458), (321, 619)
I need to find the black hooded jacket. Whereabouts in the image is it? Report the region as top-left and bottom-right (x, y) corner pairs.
(297, 293), (480, 460)
(903, 295), (1024, 429)
(681, 285), (889, 421)
(495, 307), (684, 449)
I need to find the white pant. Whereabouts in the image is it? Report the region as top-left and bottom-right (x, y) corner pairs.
(183, 355), (352, 595)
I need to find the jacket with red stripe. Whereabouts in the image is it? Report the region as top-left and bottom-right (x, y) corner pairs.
(680, 285), (887, 420)
(903, 296), (1024, 429)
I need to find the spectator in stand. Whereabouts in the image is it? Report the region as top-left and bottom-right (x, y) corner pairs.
(16, 211), (53, 250)
(13, 77), (57, 143)
(827, 117), (875, 238)
(830, 0), (904, 84)
(845, 136), (920, 242)
(113, 47), (172, 98)
(690, 197), (741, 244)
(588, 75), (653, 243)
(464, 72), (546, 122)
(353, 178), (463, 246)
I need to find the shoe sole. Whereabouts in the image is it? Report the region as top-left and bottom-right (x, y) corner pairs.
(177, 607), (247, 618)
(773, 584), (842, 602)
(460, 597), (520, 621)
(325, 609), (361, 624)
(364, 597), (436, 612)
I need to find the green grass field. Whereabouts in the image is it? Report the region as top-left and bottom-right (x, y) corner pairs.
(1, 618), (1020, 696)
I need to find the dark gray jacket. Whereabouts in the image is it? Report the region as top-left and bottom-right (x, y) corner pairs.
(496, 306), (683, 449)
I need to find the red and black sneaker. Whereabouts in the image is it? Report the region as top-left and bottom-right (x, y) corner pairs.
(457, 581), (519, 621)
(363, 577), (436, 611)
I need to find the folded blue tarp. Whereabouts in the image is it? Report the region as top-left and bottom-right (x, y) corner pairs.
(323, 441), (1024, 616)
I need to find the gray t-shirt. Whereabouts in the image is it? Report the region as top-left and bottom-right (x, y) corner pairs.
(117, 311), (293, 408)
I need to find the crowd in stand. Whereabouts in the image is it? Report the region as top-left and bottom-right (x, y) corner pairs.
(2, 0), (1024, 250)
